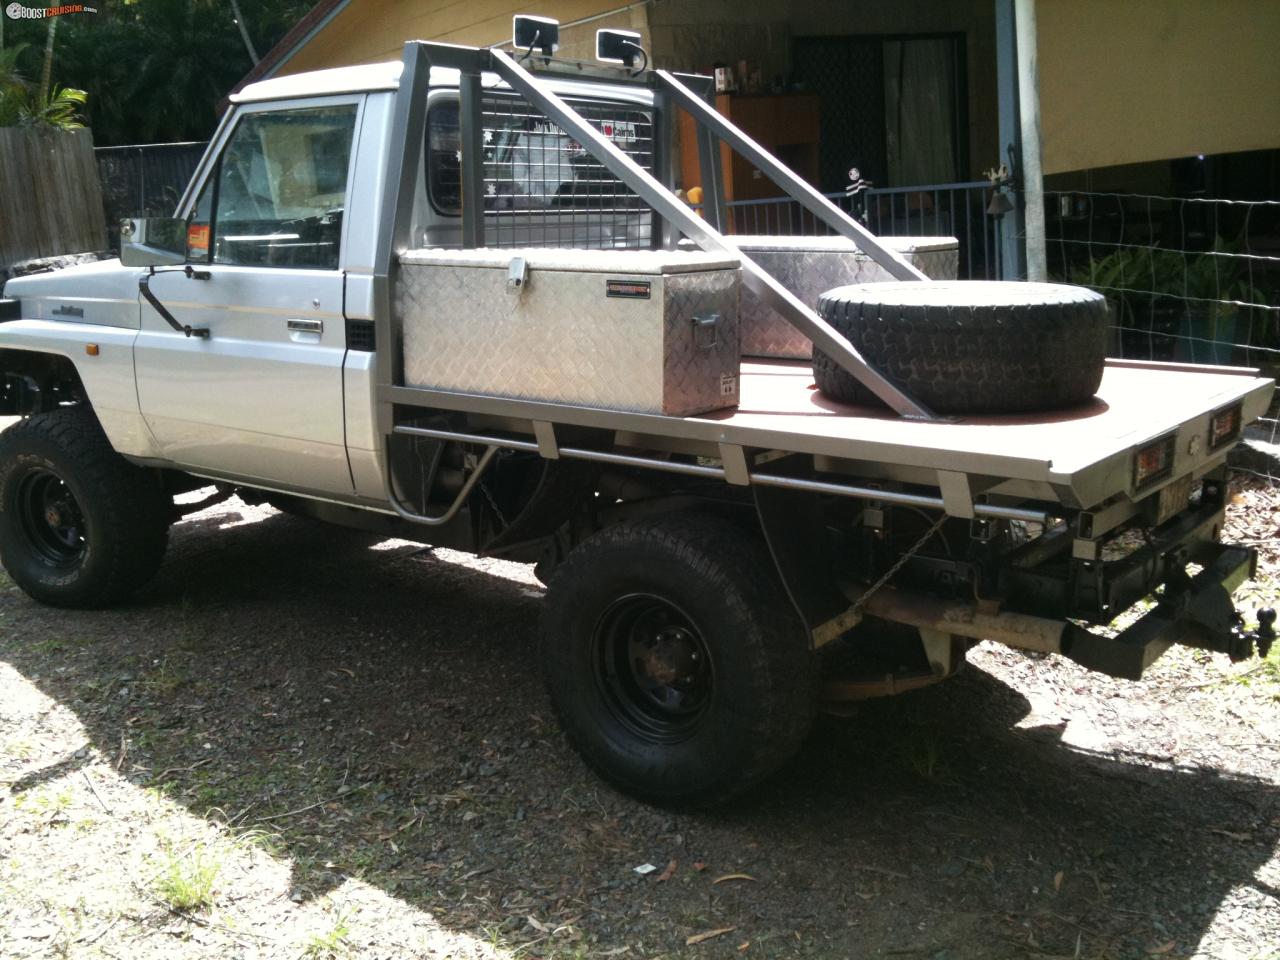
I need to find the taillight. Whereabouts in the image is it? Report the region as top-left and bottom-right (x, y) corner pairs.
(1134, 434), (1176, 490)
(1209, 403), (1242, 451)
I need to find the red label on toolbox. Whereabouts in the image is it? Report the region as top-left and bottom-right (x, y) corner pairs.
(606, 279), (651, 299)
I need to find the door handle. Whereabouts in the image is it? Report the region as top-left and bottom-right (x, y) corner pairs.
(287, 318), (323, 334)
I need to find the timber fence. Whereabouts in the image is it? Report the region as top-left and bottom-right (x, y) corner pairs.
(0, 126), (107, 272)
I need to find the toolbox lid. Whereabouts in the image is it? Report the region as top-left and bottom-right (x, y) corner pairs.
(688, 235), (957, 255)
(400, 247), (740, 274)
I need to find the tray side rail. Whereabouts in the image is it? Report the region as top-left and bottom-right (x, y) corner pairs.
(390, 421), (1050, 525)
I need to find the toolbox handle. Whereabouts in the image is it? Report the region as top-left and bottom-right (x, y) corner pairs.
(692, 312), (721, 349)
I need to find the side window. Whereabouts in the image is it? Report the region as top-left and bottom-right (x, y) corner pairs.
(188, 104), (357, 269)
(427, 101), (461, 215)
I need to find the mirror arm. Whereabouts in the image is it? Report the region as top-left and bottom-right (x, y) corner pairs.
(184, 265), (211, 281)
(139, 268), (211, 340)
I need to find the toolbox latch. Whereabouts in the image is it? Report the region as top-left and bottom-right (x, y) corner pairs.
(692, 312), (721, 349)
(507, 256), (528, 293)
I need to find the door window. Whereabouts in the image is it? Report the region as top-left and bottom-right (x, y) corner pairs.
(188, 104), (357, 269)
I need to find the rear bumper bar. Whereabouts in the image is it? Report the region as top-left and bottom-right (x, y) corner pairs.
(865, 542), (1271, 681)
(1065, 543), (1265, 680)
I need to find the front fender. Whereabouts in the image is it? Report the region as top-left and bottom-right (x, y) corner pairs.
(0, 321), (158, 459)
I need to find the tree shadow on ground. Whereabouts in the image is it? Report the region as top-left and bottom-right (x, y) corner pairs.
(3, 501), (1277, 958)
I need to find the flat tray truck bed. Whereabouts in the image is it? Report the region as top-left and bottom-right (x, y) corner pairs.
(386, 359), (1272, 511)
(700, 359), (1273, 506)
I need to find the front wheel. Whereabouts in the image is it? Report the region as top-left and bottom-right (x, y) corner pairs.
(541, 514), (818, 807)
(0, 408), (170, 608)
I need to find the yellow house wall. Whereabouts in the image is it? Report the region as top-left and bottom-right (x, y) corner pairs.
(1037, 0), (1280, 175)
(279, 0), (1280, 178)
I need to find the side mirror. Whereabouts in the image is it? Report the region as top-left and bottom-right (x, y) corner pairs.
(120, 217), (187, 267)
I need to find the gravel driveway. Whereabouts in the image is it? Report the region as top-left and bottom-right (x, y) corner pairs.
(1, 423), (1278, 958)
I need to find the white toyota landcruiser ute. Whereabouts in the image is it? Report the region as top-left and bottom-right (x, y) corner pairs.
(1, 24), (1274, 806)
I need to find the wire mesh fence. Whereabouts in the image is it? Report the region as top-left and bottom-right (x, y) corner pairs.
(94, 142), (208, 248)
(1044, 190), (1280, 368)
(1042, 189), (1280, 457)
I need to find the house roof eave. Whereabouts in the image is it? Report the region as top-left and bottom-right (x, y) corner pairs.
(230, 0), (356, 97)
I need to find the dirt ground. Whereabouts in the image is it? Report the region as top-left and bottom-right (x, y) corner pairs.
(2, 433), (1278, 958)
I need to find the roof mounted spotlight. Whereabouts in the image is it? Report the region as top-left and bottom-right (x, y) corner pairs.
(596, 28), (647, 73)
(513, 15), (559, 62)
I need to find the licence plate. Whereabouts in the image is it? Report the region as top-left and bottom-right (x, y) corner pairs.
(1156, 475), (1193, 525)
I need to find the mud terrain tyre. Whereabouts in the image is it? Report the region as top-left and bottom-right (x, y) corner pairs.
(541, 514), (817, 808)
(813, 280), (1108, 414)
(0, 408), (170, 608)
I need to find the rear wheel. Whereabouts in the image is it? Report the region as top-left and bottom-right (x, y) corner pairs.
(541, 514), (817, 807)
(0, 408), (170, 607)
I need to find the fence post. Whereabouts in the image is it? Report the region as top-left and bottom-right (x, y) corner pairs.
(1014, 0), (1048, 281)
(995, 0), (1026, 281)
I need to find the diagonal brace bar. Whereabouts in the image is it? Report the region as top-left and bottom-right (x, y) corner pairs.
(485, 47), (936, 420)
(655, 69), (927, 282)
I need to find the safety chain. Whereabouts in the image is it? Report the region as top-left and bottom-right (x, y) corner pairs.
(849, 512), (949, 614)
(476, 473), (511, 529)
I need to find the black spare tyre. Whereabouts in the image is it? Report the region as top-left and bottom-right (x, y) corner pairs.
(812, 280), (1108, 414)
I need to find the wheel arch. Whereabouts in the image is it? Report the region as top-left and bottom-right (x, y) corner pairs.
(0, 332), (158, 459)
(0, 348), (87, 415)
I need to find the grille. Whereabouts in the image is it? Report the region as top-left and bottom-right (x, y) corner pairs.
(345, 318), (376, 351)
(428, 96), (656, 250)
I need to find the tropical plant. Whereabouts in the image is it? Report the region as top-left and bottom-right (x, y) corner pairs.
(0, 45), (31, 126)
(1072, 237), (1271, 361)
(1072, 237), (1256, 315)
(19, 84), (87, 128)
(0, 43), (86, 129)
(1, 0), (319, 144)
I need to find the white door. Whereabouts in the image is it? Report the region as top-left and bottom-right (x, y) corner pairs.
(135, 99), (361, 496)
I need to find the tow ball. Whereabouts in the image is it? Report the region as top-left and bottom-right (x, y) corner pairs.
(1228, 607), (1277, 662)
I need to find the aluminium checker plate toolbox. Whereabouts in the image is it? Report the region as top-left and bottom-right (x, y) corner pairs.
(715, 235), (959, 360)
(397, 248), (743, 417)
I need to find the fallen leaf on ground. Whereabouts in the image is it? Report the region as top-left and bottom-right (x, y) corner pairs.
(527, 915), (552, 933)
(1147, 941), (1177, 955)
(712, 873), (757, 885)
(1053, 870), (1064, 892)
(692, 861), (707, 872)
(656, 859), (678, 882)
(686, 927), (736, 946)
(1209, 828), (1252, 841)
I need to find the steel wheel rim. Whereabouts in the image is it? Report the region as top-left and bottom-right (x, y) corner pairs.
(592, 593), (714, 744)
(15, 468), (87, 567)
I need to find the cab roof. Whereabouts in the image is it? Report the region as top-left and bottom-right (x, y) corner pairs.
(233, 61), (415, 103)
(231, 59), (654, 107)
